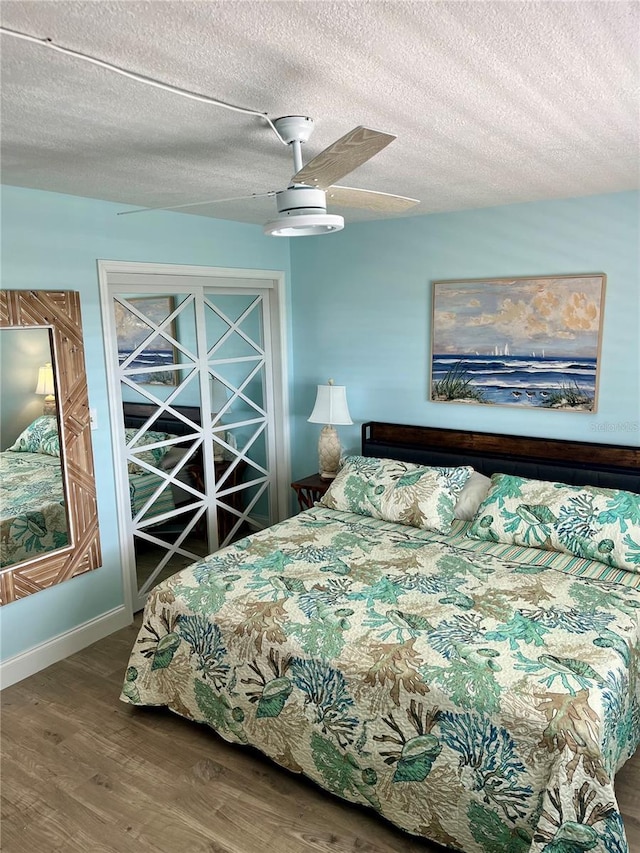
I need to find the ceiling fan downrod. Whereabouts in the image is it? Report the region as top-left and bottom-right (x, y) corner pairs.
(272, 115), (315, 176)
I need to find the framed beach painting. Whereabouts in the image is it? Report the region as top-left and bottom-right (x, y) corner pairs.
(115, 296), (178, 386)
(430, 274), (606, 411)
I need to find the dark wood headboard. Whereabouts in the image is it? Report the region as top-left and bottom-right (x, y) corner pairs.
(362, 422), (640, 493)
(123, 402), (202, 438)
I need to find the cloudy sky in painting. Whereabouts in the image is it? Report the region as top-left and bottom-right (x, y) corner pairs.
(432, 277), (604, 357)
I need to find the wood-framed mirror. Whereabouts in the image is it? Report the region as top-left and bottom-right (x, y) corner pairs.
(0, 290), (101, 604)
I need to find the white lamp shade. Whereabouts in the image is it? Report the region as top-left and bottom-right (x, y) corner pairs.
(210, 377), (230, 413)
(35, 363), (55, 397)
(308, 384), (353, 425)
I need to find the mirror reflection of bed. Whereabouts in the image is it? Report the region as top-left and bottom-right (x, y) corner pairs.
(0, 327), (69, 569)
(0, 288), (100, 605)
(122, 402), (248, 596)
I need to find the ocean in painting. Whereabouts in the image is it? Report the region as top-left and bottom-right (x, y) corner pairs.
(118, 349), (176, 384)
(431, 353), (597, 407)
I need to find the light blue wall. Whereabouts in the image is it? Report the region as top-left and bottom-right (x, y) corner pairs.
(289, 192), (639, 477)
(2, 185), (637, 665)
(0, 185), (291, 660)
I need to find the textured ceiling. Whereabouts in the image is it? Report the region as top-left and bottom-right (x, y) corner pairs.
(1, 1), (638, 226)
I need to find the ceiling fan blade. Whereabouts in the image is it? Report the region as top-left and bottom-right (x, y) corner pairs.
(117, 191), (275, 216)
(327, 185), (420, 213)
(292, 126), (396, 190)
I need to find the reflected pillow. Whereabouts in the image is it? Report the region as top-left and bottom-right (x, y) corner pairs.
(125, 428), (172, 474)
(6, 415), (60, 457)
(159, 445), (190, 470)
(454, 471), (492, 520)
(468, 473), (640, 572)
(318, 455), (472, 533)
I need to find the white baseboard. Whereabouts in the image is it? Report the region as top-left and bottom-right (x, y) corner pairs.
(0, 605), (131, 689)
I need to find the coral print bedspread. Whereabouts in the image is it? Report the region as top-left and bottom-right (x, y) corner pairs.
(122, 508), (640, 853)
(0, 450), (68, 567)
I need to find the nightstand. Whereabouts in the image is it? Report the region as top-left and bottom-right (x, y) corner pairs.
(188, 457), (247, 542)
(291, 472), (331, 511)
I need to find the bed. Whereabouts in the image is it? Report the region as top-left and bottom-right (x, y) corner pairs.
(0, 410), (186, 568)
(122, 401), (248, 542)
(122, 402), (203, 531)
(0, 448), (69, 567)
(120, 422), (640, 853)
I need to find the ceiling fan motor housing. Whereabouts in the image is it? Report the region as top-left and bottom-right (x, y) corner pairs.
(275, 186), (327, 216)
(273, 115), (315, 144)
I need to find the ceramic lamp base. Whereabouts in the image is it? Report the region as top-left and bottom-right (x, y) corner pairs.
(42, 397), (57, 416)
(318, 424), (341, 479)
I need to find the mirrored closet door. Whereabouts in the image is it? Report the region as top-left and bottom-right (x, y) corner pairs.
(99, 264), (289, 612)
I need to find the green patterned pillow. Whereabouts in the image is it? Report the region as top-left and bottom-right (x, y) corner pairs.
(467, 473), (640, 572)
(318, 455), (472, 533)
(6, 415), (60, 457)
(125, 428), (172, 474)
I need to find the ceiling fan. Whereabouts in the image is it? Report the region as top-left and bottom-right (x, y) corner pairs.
(120, 115), (420, 236)
(0, 26), (419, 236)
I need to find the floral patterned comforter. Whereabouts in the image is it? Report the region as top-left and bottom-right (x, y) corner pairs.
(121, 507), (640, 853)
(0, 450), (68, 567)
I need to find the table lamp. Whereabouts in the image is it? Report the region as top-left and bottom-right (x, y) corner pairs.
(308, 379), (353, 479)
(35, 362), (56, 415)
(210, 377), (231, 460)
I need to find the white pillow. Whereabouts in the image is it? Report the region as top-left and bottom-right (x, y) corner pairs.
(454, 471), (492, 520)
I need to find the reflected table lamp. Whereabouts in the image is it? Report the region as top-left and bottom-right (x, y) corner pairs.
(307, 379), (353, 479)
(211, 377), (231, 461)
(35, 362), (56, 415)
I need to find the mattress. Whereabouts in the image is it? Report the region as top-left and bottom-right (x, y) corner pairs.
(0, 450), (68, 567)
(121, 507), (640, 853)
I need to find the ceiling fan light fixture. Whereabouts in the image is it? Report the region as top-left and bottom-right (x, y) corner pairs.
(263, 213), (344, 237)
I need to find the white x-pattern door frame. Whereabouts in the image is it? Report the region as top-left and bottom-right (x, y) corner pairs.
(98, 261), (290, 616)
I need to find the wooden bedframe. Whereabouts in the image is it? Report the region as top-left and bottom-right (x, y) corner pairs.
(362, 421), (640, 493)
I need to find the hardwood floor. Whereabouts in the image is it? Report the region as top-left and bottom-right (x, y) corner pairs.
(2, 618), (639, 853)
